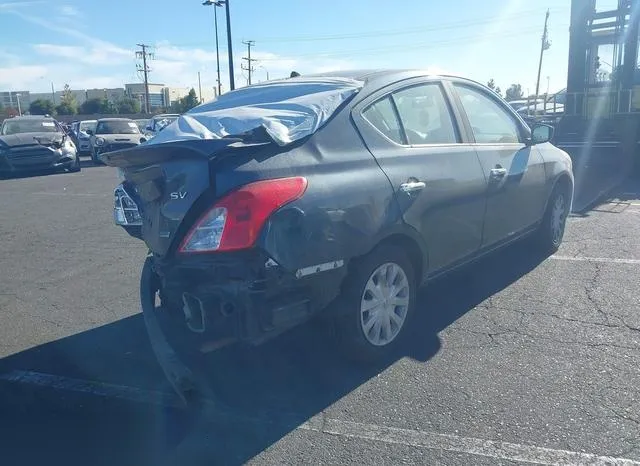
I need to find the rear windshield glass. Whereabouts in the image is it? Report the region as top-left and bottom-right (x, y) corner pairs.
(96, 121), (140, 135)
(149, 77), (363, 146)
(1, 119), (59, 135)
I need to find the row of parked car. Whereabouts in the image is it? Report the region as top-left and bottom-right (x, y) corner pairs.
(0, 113), (180, 176)
(69, 114), (179, 165)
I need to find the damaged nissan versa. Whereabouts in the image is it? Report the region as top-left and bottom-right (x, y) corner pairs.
(103, 70), (573, 399)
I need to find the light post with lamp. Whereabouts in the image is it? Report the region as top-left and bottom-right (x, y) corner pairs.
(202, 0), (234, 92)
(15, 93), (22, 116)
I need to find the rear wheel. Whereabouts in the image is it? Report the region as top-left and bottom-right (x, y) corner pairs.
(536, 183), (570, 253)
(334, 245), (416, 362)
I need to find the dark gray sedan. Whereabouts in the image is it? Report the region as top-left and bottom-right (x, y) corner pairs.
(106, 70), (573, 376)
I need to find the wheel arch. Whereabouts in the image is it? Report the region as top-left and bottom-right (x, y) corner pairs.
(346, 225), (429, 286)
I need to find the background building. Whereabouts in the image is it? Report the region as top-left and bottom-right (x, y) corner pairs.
(30, 90), (87, 106)
(125, 83), (167, 110)
(86, 88), (125, 103)
(0, 91), (31, 110)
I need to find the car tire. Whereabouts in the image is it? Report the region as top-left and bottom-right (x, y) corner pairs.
(536, 183), (570, 253)
(91, 151), (101, 166)
(333, 244), (416, 362)
(68, 155), (81, 173)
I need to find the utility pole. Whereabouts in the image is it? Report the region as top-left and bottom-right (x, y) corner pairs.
(241, 40), (257, 85)
(136, 44), (154, 113)
(51, 82), (56, 105)
(198, 71), (203, 103)
(534, 10), (551, 113)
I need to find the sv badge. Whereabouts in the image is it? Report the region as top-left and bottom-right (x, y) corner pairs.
(170, 191), (188, 200)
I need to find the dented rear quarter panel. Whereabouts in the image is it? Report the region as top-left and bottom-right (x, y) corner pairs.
(209, 103), (402, 275)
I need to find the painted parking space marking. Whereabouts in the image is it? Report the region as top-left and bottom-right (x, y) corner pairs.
(551, 255), (640, 265)
(2, 369), (639, 466)
(300, 418), (640, 466)
(0, 190), (108, 197)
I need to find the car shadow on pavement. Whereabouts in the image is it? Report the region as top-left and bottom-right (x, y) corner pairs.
(0, 241), (546, 466)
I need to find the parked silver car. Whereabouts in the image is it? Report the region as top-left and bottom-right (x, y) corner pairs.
(88, 118), (146, 165)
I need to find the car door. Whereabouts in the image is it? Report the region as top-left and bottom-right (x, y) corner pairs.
(353, 79), (488, 275)
(451, 82), (547, 248)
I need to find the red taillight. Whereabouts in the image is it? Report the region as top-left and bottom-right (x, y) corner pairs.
(179, 177), (308, 254)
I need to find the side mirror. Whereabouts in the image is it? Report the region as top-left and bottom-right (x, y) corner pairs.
(145, 125), (153, 131)
(530, 124), (553, 145)
(86, 129), (94, 136)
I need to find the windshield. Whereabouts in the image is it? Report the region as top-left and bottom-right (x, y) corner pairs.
(152, 116), (178, 130)
(1, 119), (59, 135)
(135, 120), (148, 131)
(95, 120), (140, 135)
(79, 121), (97, 133)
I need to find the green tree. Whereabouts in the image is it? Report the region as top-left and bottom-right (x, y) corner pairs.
(181, 88), (199, 111)
(56, 102), (77, 115)
(486, 79), (502, 97)
(169, 100), (184, 113)
(116, 97), (140, 114)
(169, 89), (199, 114)
(60, 84), (78, 114)
(505, 84), (524, 101)
(29, 99), (56, 115)
(79, 98), (102, 114)
(100, 99), (118, 114)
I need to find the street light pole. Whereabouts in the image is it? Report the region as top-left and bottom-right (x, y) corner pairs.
(203, 1), (225, 95)
(15, 93), (22, 116)
(225, 0), (235, 90)
(214, 3), (222, 95)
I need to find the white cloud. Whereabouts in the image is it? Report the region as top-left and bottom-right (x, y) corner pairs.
(59, 5), (79, 17)
(0, 64), (49, 89)
(0, 1), (42, 10)
(33, 43), (132, 66)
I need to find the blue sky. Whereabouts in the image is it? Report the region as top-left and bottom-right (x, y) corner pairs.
(0, 0), (620, 96)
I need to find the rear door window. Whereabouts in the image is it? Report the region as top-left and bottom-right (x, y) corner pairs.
(362, 97), (403, 144)
(391, 83), (458, 145)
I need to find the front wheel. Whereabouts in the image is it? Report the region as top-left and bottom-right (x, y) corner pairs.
(334, 245), (416, 362)
(91, 151), (101, 166)
(68, 154), (81, 173)
(536, 184), (570, 253)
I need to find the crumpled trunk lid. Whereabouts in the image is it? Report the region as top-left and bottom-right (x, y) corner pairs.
(102, 139), (242, 256)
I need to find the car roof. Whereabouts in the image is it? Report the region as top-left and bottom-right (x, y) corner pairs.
(97, 118), (134, 122)
(152, 114), (179, 118)
(9, 115), (56, 120)
(274, 69), (484, 94)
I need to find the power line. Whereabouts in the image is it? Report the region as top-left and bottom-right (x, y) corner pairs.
(241, 40), (257, 86)
(167, 8), (565, 50)
(135, 44), (154, 113)
(245, 7), (566, 43)
(255, 26), (565, 62)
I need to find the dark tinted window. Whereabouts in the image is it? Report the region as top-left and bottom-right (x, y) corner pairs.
(95, 120), (140, 134)
(1, 119), (59, 135)
(392, 83), (458, 144)
(455, 85), (521, 144)
(363, 97), (403, 144)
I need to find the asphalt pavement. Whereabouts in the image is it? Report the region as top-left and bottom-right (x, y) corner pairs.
(0, 161), (639, 466)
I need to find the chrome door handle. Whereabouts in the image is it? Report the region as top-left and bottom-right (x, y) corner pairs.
(489, 168), (507, 180)
(400, 181), (426, 193)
